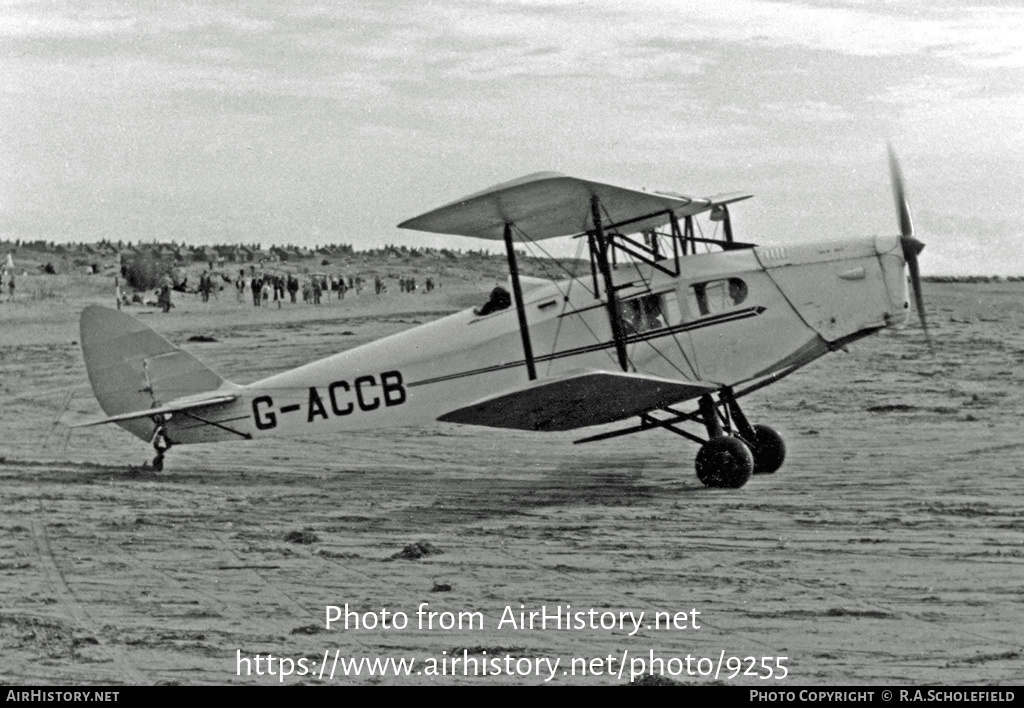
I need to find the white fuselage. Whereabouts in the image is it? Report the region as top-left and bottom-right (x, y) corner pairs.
(164, 234), (910, 445)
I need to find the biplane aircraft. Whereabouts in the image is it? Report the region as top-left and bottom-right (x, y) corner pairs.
(76, 149), (927, 488)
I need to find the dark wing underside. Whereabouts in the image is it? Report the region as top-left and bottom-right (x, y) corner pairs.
(437, 369), (717, 432)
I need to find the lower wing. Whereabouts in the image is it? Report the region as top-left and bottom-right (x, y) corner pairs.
(437, 369), (718, 432)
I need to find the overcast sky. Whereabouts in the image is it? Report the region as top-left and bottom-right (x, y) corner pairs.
(1, 1), (1022, 274)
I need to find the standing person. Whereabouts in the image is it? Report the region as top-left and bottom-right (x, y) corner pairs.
(288, 274), (299, 303)
(261, 279), (271, 307)
(4, 253), (13, 300)
(114, 277), (123, 310)
(159, 273), (173, 313)
(236, 271), (246, 303)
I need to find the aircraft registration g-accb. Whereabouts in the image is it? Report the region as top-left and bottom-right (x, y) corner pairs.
(75, 148), (927, 489)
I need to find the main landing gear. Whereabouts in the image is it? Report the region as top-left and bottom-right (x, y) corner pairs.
(694, 389), (785, 489)
(573, 385), (787, 490)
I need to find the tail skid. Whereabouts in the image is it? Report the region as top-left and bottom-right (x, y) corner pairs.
(79, 306), (234, 442)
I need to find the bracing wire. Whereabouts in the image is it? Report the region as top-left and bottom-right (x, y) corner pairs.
(513, 225), (624, 372)
(594, 207), (701, 380)
(525, 235), (590, 377)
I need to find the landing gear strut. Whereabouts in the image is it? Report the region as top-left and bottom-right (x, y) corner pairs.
(151, 423), (171, 472)
(694, 389), (786, 488)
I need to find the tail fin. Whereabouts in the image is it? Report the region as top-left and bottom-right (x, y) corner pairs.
(80, 305), (227, 441)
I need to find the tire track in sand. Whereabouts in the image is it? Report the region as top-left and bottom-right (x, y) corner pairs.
(29, 518), (147, 684)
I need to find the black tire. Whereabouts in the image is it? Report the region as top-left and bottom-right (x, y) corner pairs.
(747, 424), (786, 475)
(696, 437), (754, 489)
(152, 455), (164, 472)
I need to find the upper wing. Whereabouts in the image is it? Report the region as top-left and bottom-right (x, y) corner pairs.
(437, 369), (717, 432)
(398, 172), (752, 241)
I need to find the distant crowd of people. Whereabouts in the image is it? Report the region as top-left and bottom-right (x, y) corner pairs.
(138, 268), (440, 312)
(243, 272), (350, 307)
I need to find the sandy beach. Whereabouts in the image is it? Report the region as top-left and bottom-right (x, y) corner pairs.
(1, 274), (1021, 685)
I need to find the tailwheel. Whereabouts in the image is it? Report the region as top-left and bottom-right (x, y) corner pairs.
(745, 424), (785, 475)
(151, 423), (171, 472)
(696, 437), (753, 489)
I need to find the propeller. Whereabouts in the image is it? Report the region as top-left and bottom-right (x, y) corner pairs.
(887, 145), (932, 350)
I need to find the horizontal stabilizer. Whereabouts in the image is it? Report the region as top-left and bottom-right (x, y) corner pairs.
(437, 369), (717, 431)
(71, 393), (239, 428)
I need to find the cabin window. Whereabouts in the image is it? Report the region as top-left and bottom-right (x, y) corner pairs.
(619, 291), (679, 334)
(688, 277), (748, 317)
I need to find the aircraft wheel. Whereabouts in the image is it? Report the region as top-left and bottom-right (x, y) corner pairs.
(696, 437), (753, 489)
(152, 455), (164, 472)
(747, 424), (786, 475)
